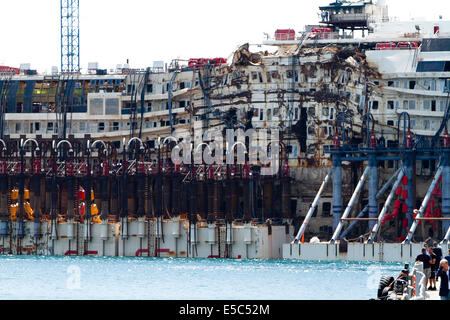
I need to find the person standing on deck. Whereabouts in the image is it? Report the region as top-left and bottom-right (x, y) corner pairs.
(428, 247), (438, 291)
(436, 259), (450, 300)
(416, 248), (432, 290)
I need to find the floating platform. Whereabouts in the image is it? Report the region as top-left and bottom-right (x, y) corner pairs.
(0, 219), (294, 259)
(282, 242), (450, 263)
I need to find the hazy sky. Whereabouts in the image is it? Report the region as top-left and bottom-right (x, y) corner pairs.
(0, 0), (449, 73)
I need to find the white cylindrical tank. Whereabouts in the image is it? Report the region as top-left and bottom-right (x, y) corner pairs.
(66, 222), (74, 239)
(100, 222), (108, 240)
(207, 224), (216, 244)
(244, 223), (252, 244)
(137, 218), (146, 238)
(172, 218), (180, 238)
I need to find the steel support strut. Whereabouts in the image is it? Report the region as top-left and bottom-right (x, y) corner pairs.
(404, 166), (443, 244)
(293, 170), (331, 243)
(340, 168), (402, 240)
(331, 166), (369, 244)
(367, 168), (405, 243)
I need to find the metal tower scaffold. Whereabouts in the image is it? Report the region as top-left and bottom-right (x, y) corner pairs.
(60, 0), (80, 73)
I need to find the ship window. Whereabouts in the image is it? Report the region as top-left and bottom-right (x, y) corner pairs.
(259, 109), (264, 121)
(370, 100), (379, 110)
(308, 126), (315, 136)
(112, 122), (119, 131)
(147, 84), (153, 93)
(431, 120), (437, 131)
(105, 98), (119, 115)
(423, 100), (431, 111)
(388, 81), (394, 87)
(440, 100), (447, 112)
(307, 107), (316, 117)
(179, 101), (188, 109)
(322, 107), (329, 117)
(273, 108), (279, 117)
(98, 122), (105, 132)
(251, 72), (258, 81)
(31, 122), (40, 133)
(387, 120), (395, 126)
(266, 109), (272, 121)
(387, 100), (395, 110)
(329, 107), (335, 120)
(430, 80), (436, 91)
(403, 100), (416, 110)
(409, 81), (416, 90)
(423, 120), (430, 130)
(79, 122), (86, 132)
(266, 72), (272, 83)
(322, 202), (331, 217)
(89, 98), (104, 115)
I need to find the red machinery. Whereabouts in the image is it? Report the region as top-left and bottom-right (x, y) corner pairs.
(275, 29), (296, 41)
(375, 43), (396, 50)
(0, 66), (20, 75)
(375, 42), (418, 50)
(311, 27), (332, 39)
(396, 42), (419, 50)
(188, 58), (227, 69)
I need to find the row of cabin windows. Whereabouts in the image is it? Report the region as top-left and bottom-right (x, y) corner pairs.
(386, 118), (438, 131)
(372, 99), (447, 112)
(9, 119), (191, 134)
(387, 79), (448, 92)
(123, 100), (190, 112)
(127, 81), (192, 95)
(250, 69), (331, 84)
(253, 106), (333, 122)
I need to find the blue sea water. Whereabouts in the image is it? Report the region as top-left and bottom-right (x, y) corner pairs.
(0, 256), (403, 300)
